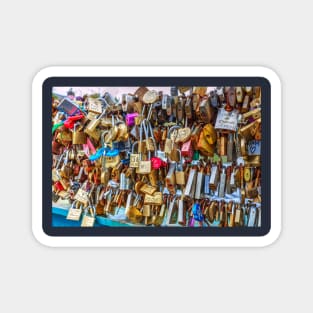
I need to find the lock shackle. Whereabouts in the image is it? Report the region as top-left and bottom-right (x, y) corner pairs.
(84, 203), (96, 217)
(70, 199), (79, 209)
(100, 130), (109, 147)
(95, 184), (103, 203)
(168, 125), (181, 138)
(132, 141), (139, 153)
(142, 118), (149, 140)
(146, 120), (157, 151)
(55, 151), (66, 169)
(73, 121), (82, 133)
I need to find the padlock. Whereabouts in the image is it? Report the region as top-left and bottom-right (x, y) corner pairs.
(59, 150), (73, 179)
(181, 139), (193, 159)
(247, 204), (258, 227)
(192, 202), (204, 222)
(253, 86), (261, 99)
(175, 151), (185, 186)
(184, 96), (193, 119)
(104, 116), (119, 144)
(209, 89), (219, 108)
(137, 121), (152, 174)
(177, 199), (186, 225)
(164, 125), (180, 154)
(130, 141), (140, 168)
(209, 165), (219, 190)
(242, 108), (261, 123)
(197, 130), (215, 157)
(103, 92), (117, 107)
(194, 167), (204, 200)
(192, 93), (200, 111)
(57, 97), (81, 116)
(166, 162), (177, 194)
(144, 192), (162, 206)
(140, 184), (157, 195)
(202, 123), (217, 145)
(56, 129), (72, 144)
(165, 196), (177, 225)
(66, 200), (83, 221)
(238, 118), (261, 141)
(148, 169), (158, 187)
(176, 96), (185, 123)
(190, 124), (202, 150)
(236, 87), (244, 103)
(218, 167), (226, 198)
(219, 133), (227, 156)
(119, 171), (131, 191)
(143, 90), (159, 104)
(81, 204), (96, 227)
(199, 96), (213, 123)
(225, 87), (236, 112)
(175, 127), (191, 144)
(193, 87), (207, 97)
(142, 205), (153, 225)
(115, 121), (129, 142)
(52, 152), (65, 182)
(161, 94), (171, 110)
(234, 203), (243, 226)
(241, 94), (250, 113)
(126, 112), (139, 127)
(203, 163), (211, 195)
(207, 201), (218, 223)
(137, 157), (151, 175)
(88, 97), (103, 114)
(72, 122), (87, 145)
(184, 167), (197, 198)
(95, 185), (105, 215)
(84, 109), (107, 140)
(143, 119), (156, 151)
(74, 181), (90, 207)
(104, 149), (120, 169)
(227, 133), (234, 162)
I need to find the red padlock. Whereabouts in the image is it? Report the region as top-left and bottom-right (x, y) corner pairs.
(54, 181), (64, 191)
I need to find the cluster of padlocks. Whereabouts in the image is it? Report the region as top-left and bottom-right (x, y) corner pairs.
(52, 86), (261, 227)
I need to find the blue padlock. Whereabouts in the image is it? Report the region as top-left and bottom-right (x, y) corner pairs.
(192, 203), (204, 222)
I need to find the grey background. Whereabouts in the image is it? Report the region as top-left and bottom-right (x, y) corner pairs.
(0, 0), (310, 312)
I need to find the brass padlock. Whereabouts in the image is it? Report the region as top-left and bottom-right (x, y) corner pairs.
(238, 118), (261, 140)
(74, 181), (90, 207)
(144, 192), (162, 206)
(175, 151), (185, 186)
(84, 110), (106, 139)
(148, 169), (158, 187)
(164, 125), (180, 154)
(166, 162), (176, 194)
(175, 127), (191, 144)
(241, 94), (250, 113)
(193, 87), (207, 97)
(140, 184), (157, 195)
(236, 87), (244, 103)
(88, 97), (103, 114)
(137, 159), (151, 174)
(72, 122), (87, 145)
(202, 123), (217, 145)
(130, 142), (140, 168)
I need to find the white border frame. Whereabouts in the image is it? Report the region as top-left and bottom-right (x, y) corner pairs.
(32, 66), (281, 247)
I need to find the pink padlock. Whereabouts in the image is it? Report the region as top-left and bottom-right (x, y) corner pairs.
(181, 139), (193, 159)
(126, 113), (139, 127)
